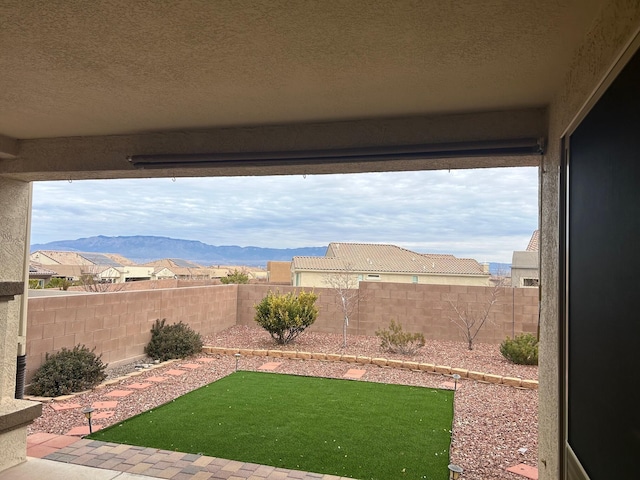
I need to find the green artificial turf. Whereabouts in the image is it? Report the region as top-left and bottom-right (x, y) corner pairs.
(89, 372), (454, 479)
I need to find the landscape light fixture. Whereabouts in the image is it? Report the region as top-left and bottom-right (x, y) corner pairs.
(82, 406), (95, 434)
(127, 138), (545, 170)
(235, 353), (241, 372)
(448, 463), (463, 479)
(452, 373), (461, 391)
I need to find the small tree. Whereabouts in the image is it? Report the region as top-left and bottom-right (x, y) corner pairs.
(323, 263), (360, 348)
(254, 290), (318, 345)
(220, 268), (250, 284)
(448, 280), (505, 350)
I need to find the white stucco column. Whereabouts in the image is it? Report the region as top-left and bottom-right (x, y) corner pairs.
(0, 178), (42, 472)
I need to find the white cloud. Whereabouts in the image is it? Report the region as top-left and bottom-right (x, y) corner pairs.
(31, 167), (538, 262)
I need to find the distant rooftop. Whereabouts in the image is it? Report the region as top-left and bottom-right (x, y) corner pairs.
(293, 242), (487, 275)
(526, 230), (540, 252)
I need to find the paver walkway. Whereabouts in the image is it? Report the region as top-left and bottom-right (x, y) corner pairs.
(37, 438), (351, 479)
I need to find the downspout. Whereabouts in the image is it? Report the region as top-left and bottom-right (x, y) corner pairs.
(15, 183), (33, 399)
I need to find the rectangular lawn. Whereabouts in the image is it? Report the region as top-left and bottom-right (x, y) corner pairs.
(89, 372), (454, 479)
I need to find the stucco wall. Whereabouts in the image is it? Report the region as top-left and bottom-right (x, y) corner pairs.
(295, 271), (491, 288)
(25, 285), (238, 382)
(539, 3), (640, 479)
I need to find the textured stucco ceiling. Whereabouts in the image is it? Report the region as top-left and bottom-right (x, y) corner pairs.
(0, 0), (605, 140)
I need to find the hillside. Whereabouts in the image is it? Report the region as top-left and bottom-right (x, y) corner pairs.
(30, 235), (327, 266)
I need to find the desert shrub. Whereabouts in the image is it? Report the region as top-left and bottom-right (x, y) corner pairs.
(220, 269), (250, 284)
(145, 318), (203, 361)
(29, 345), (107, 397)
(375, 320), (425, 355)
(500, 333), (539, 365)
(45, 277), (72, 290)
(254, 290), (318, 345)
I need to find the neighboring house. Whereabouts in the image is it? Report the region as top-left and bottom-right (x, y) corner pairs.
(142, 258), (212, 280)
(29, 250), (152, 283)
(27, 264), (56, 287)
(511, 230), (540, 287)
(97, 265), (167, 283)
(30, 250), (93, 266)
(152, 267), (176, 280)
(292, 242), (491, 288)
(31, 264), (85, 282)
(267, 261), (292, 284)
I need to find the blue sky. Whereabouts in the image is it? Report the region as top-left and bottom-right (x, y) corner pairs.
(31, 167), (538, 263)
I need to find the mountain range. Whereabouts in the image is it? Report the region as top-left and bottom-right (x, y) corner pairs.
(31, 236), (511, 274)
(30, 235), (327, 267)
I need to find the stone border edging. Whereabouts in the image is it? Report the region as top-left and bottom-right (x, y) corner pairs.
(203, 346), (539, 390)
(23, 359), (180, 403)
(23, 348), (537, 404)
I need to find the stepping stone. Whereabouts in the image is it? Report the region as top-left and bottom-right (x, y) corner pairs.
(50, 402), (82, 412)
(506, 463), (538, 479)
(165, 369), (187, 376)
(35, 435), (80, 449)
(146, 376), (169, 382)
(128, 382), (153, 389)
(258, 362), (281, 371)
(197, 357), (215, 363)
(65, 425), (103, 436)
(180, 363), (202, 369)
(27, 433), (59, 445)
(27, 444), (58, 458)
(93, 411), (115, 420)
(343, 369), (366, 379)
(441, 381), (457, 390)
(105, 390), (134, 397)
(93, 401), (118, 409)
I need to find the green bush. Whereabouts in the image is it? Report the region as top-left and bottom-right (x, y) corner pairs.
(145, 319), (203, 361)
(29, 345), (107, 397)
(45, 277), (72, 290)
(500, 333), (539, 365)
(254, 290), (318, 344)
(375, 320), (425, 355)
(220, 269), (250, 284)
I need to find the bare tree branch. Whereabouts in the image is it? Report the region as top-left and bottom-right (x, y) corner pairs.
(78, 265), (126, 293)
(448, 278), (507, 350)
(323, 262), (360, 348)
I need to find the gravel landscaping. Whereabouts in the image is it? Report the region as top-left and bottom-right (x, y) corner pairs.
(28, 325), (538, 480)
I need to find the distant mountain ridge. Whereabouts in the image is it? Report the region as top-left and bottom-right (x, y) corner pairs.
(30, 235), (327, 266)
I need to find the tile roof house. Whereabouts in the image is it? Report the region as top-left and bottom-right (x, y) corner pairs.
(511, 230), (540, 287)
(29, 251), (162, 283)
(27, 264), (57, 287)
(142, 258), (212, 280)
(292, 242), (491, 287)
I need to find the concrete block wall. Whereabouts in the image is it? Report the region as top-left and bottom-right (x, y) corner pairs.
(235, 282), (539, 343)
(25, 284), (238, 382)
(357, 282), (539, 344)
(25, 282), (538, 383)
